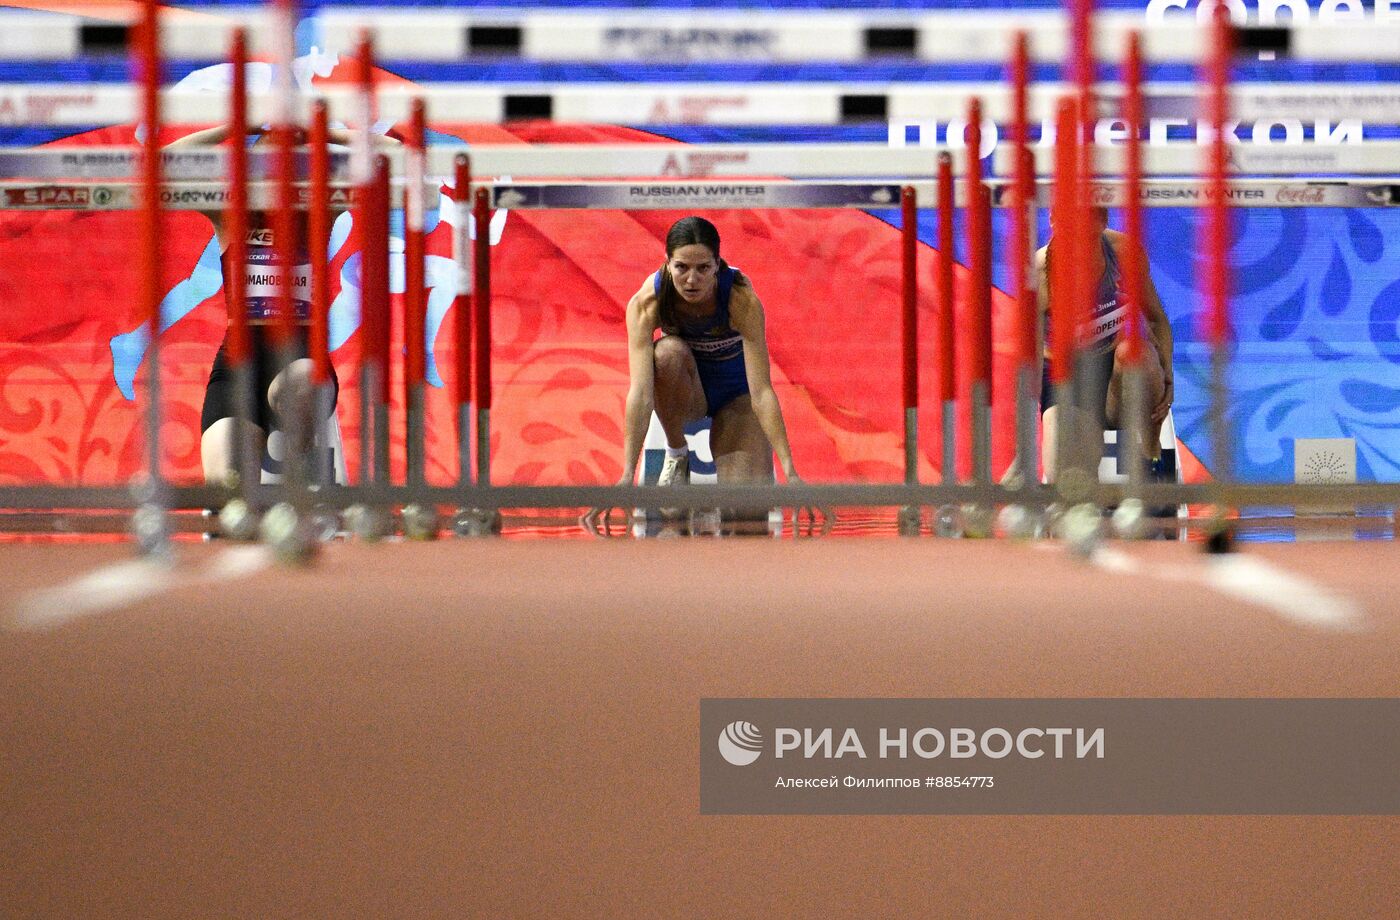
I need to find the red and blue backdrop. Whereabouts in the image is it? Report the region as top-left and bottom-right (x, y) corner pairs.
(2, 0), (1399, 489)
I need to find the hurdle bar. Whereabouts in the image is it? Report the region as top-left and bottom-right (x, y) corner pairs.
(13, 142), (1400, 184)
(5, 8), (1400, 64)
(10, 176), (1400, 213)
(997, 141), (1400, 177)
(2, 480), (1399, 521)
(11, 81), (1400, 127)
(0, 144), (969, 180)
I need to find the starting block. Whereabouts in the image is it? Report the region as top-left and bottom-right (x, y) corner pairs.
(261, 412), (349, 486)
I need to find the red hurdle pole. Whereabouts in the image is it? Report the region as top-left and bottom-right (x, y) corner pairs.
(353, 32), (378, 485)
(975, 180), (992, 403)
(1068, 0), (1100, 497)
(1070, 0), (1096, 128)
(1204, 2), (1234, 485)
(225, 28), (255, 499)
(1010, 30), (1038, 487)
(901, 184), (918, 487)
(965, 97), (991, 485)
(134, 0), (167, 551)
(365, 155), (391, 485)
(472, 186), (492, 487)
(268, 114), (298, 350)
(1121, 34), (1146, 367)
(1121, 30), (1149, 490)
(354, 31), (376, 181)
(265, 0), (310, 502)
(1050, 96), (1080, 484)
(404, 98), (428, 487)
(1050, 98), (1078, 389)
(309, 98), (333, 489)
(269, 0), (297, 352)
(453, 154), (473, 487)
(936, 151), (956, 486)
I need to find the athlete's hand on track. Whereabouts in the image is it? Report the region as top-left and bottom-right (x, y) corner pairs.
(581, 504), (630, 537)
(785, 472), (833, 537)
(580, 475), (635, 537)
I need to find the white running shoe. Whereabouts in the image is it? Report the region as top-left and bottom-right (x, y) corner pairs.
(657, 452), (689, 519)
(657, 452), (690, 487)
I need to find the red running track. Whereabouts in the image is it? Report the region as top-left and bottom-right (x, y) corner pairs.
(2, 539), (1398, 917)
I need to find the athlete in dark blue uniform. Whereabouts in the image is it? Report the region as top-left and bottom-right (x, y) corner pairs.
(1040, 233), (1128, 429)
(1034, 207), (1174, 483)
(651, 262), (749, 419)
(618, 216), (799, 491)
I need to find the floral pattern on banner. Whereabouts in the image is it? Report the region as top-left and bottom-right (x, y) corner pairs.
(1142, 207), (1400, 483)
(0, 113), (1010, 487)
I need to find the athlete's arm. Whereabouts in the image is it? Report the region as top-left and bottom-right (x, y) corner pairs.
(165, 127), (238, 241)
(620, 284), (660, 484)
(1109, 232), (1174, 424)
(1140, 261), (1174, 425)
(165, 125), (234, 148)
(1001, 246), (1050, 488)
(729, 279), (799, 481)
(1034, 245), (1050, 376)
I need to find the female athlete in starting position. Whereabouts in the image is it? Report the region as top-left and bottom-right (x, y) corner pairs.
(1037, 206), (1174, 482)
(170, 125), (394, 487)
(618, 216), (800, 494)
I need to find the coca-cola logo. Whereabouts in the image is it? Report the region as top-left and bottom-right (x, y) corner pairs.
(1273, 186), (1325, 204)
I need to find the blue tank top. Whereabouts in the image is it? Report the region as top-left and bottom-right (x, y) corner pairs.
(1086, 235), (1127, 351)
(1048, 236), (1125, 355)
(653, 264), (743, 362)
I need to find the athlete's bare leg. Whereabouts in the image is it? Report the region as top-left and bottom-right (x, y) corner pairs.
(711, 394), (774, 533)
(201, 417), (265, 486)
(651, 336), (708, 449)
(711, 395), (774, 483)
(268, 357), (318, 456)
(1040, 403), (1102, 486)
(1105, 337), (1167, 461)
